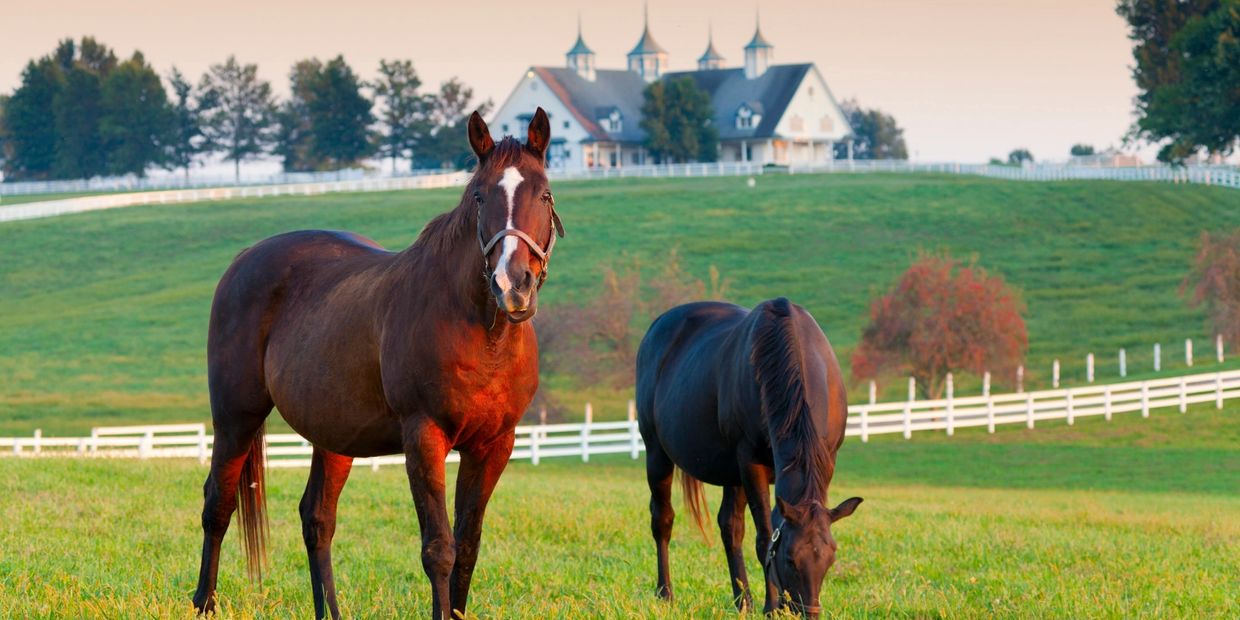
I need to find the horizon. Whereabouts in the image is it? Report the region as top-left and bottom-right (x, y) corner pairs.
(3, 0), (1152, 163)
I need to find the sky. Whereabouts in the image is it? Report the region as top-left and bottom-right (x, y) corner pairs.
(1, 0), (1144, 163)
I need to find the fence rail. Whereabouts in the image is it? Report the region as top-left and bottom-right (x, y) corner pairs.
(5, 161), (1239, 224)
(3, 368), (1235, 469)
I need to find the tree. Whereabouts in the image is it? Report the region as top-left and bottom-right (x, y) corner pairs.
(307, 56), (374, 168)
(851, 254), (1027, 399)
(198, 55), (277, 182)
(0, 95), (9, 172)
(52, 38), (116, 179)
(275, 59), (323, 172)
(166, 67), (205, 181)
(1007, 148), (1034, 165)
(1117, 0), (1237, 162)
(640, 77), (718, 164)
(833, 99), (908, 160)
(373, 59), (423, 173)
(2, 57), (62, 180)
(99, 51), (173, 177)
(412, 78), (491, 170)
(1070, 144), (1096, 156)
(1183, 229), (1240, 348)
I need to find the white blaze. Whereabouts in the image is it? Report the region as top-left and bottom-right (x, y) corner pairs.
(492, 166), (525, 291)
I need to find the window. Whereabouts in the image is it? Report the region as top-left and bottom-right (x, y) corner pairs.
(564, 120), (570, 129)
(819, 116), (833, 132)
(790, 115), (804, 133)
(599, 109), (623, 133)
(631, 152), (640, 164)
(736, 104), (762, 129)
(502, 124), (509, 133)
(610, 151), (618, 167)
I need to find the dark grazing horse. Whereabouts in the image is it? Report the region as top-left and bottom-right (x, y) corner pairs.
(635, 297), (862, 617)
(190, 109), (564, 620)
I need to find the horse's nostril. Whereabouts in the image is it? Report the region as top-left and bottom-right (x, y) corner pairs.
(521, 270), (534, 291)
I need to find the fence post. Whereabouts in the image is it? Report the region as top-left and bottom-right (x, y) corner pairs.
(1216, 372), (1224, 409)
(1218, 334), (1225, 363)
(1087, 354), (1094, 383)
(869, 380), (877, 405)
(983, 371), (991, 398)
(903, 377), (914, 440)
(197, 427), (207, 464)
(1179, 376), (1187, 413)
(581, 402), (592, 463)
(1119, 348), (1127, 378)
(1186, 339), (1193, 367)
(945, 373), (955, 436)
(1017, 365), (1024, 393)
(1141, 382), (1150, 418)
(90, 428), (99, 454)
(531, 417), (542, 466)
(1104, 385), (1113, 421)
(1026, 393), (1035, 429)
(140, 430), (153, 459)
(628, 399), (640, 459)
(1066, 390), (1074, 426)
(33, 429), (42, 455)
(1053, 359), (1060, 389)
(1154, 343), (1161, 372)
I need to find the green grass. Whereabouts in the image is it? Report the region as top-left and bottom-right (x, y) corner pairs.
(1, 402), (1236, 618)
(3, 173), (1240, 434)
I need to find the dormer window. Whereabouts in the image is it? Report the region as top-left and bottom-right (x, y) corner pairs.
(736, 103), (762, 129)
(597, 107), (623, 133)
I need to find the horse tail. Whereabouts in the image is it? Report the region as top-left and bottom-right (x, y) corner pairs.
(237, 423), (269, 584)
(678, 468), (712, 545)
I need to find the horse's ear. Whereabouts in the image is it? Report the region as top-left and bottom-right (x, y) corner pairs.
(776, 497), (808, 526)
(551, 206), (565, 238)
(526, 107), (551, 160)
(468, 110), (494, 160)
(829, 497), (863, 522)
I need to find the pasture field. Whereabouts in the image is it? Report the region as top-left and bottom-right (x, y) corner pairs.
(1, 401), (1236, 618)
(3, 173), (1240, 434)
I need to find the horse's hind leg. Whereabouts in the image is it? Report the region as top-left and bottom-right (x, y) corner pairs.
(646, 442), (676, 601)
(192, 375), (272, 613)
(300, 447), (354, 620)
(718, 485), (752, 611)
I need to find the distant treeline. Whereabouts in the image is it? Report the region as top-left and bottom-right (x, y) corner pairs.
(0, 37), (490, 182)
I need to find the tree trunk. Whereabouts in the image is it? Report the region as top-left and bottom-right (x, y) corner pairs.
(234, 158), (240, 184)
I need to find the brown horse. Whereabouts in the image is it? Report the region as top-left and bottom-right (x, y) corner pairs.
(190, 109), (564, 619)
(635, 298), (862, 617)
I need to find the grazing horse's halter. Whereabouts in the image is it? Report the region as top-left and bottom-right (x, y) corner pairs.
(476, 193), (563, 288)
(763, 522), (824, 616)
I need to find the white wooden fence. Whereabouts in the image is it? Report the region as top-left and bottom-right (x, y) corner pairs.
(3, 368), (1236, 468)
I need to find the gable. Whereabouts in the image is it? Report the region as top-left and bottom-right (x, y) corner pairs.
(488, 69), (591, 147)
(772, 66), (852, 141)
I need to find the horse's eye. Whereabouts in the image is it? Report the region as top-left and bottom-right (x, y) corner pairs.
(473, 191), (483, 205)
(542, 191), (554, 204)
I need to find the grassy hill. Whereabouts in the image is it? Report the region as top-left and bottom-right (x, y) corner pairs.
(1, 402), (1236, 617)
(2, 172), (1239, 434)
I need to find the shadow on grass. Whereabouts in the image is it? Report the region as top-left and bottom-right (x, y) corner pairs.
(839, 441), (1239, 495)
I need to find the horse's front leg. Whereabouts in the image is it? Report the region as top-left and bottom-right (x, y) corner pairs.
(402, 420), (454, 619)
(449, 432), (515, 615)
(738, 455), (778, 614)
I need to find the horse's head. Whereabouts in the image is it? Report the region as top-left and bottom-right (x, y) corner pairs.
(767, 495), (863, 617)
(466, 107), (565, 323)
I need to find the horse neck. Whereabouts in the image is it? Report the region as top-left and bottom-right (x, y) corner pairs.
(393, 200), (495, 327)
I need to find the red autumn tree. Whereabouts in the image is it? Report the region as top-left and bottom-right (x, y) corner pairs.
(851, 254), (1027, 398)
(1182, 229), (1240, 348)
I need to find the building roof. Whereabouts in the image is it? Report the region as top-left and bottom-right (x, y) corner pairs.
(628, 26), (668, 56)
(531, 63), (816, 143)
(666, 63), (811, 139)
(698, 40), (725, 63)
(567, 33), (594, 56)
(745, 26), (774, 49)
(532, 67), (649, 143)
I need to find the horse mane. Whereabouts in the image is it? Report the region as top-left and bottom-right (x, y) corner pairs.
(412, 137), (534, 256)
(751, 297), (831, 504)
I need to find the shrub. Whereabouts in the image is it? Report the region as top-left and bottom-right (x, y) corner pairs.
(1182, 230), (1240, 348)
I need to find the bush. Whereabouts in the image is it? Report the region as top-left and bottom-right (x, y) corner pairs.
(851, 253), (1027, 398)
(1183, 230), (1240, 348)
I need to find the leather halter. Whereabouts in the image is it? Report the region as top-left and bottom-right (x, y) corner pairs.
(476, 199), (561, 287)
(764, 522), (824, 616)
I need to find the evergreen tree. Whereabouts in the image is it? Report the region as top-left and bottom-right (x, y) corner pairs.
(640, 77), (717, 164)
(100, 52), (173, 177)
(2, 57), (62, 180)
(166, 67), (205, 181)
(198, 55), (277, 182)
(275, 59), (321, 171)
(373, 59), (423, 172)
(308, 56), (374, 168)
